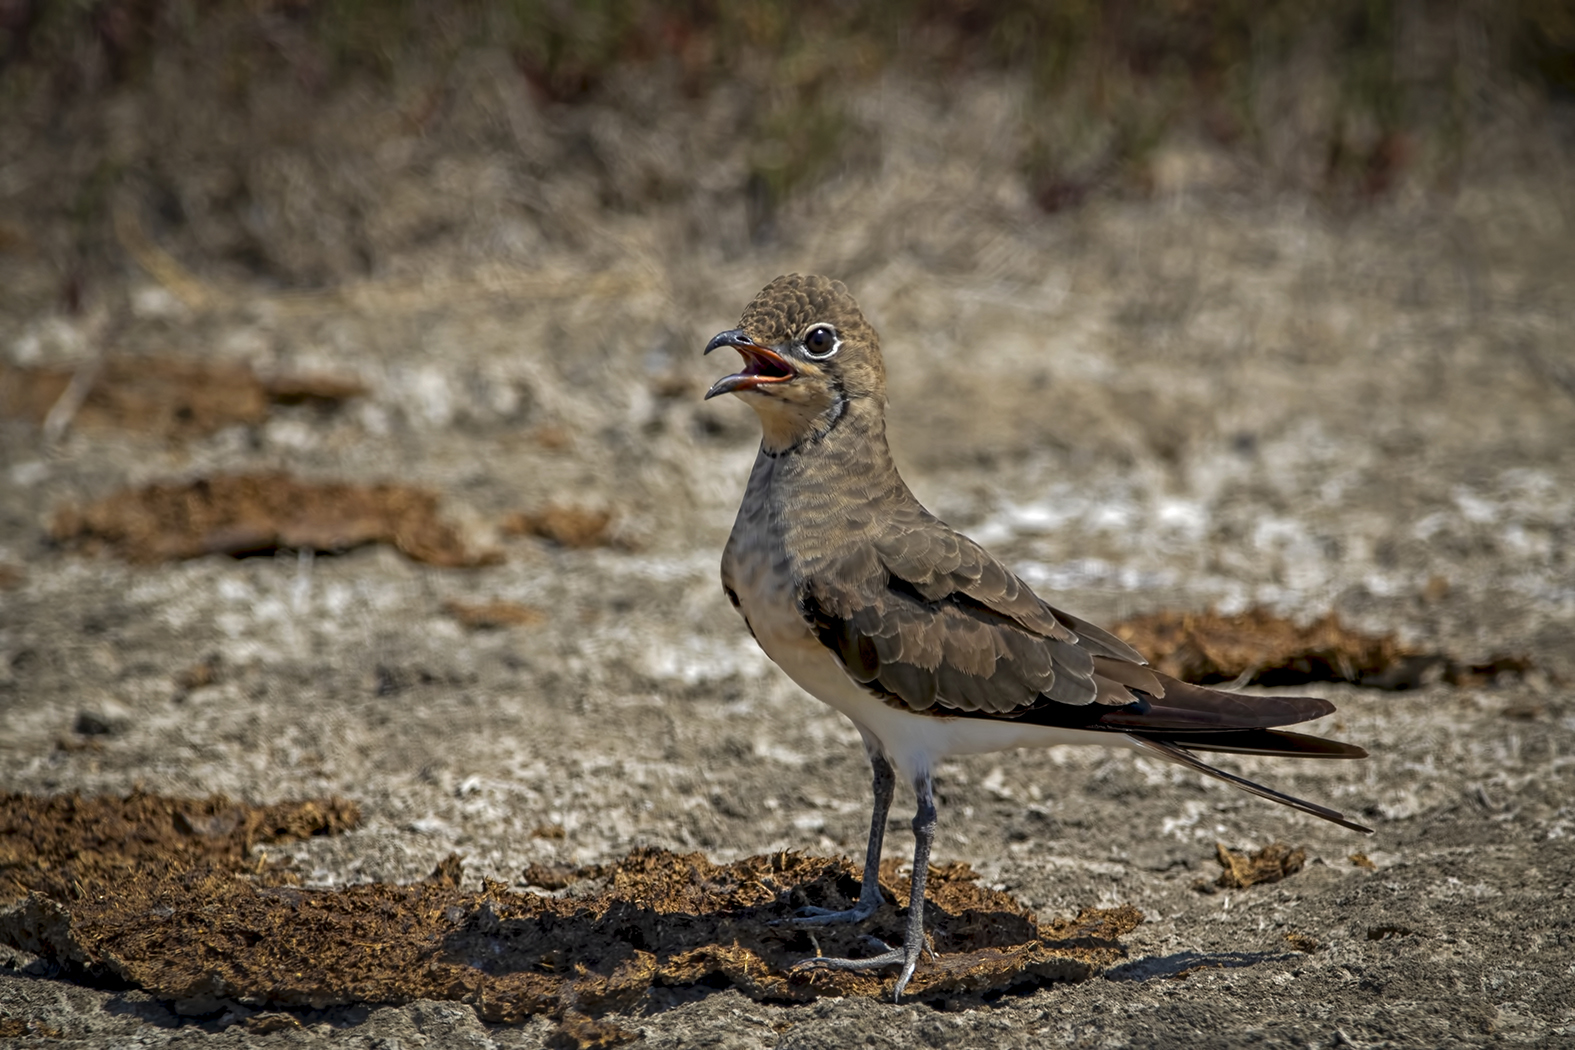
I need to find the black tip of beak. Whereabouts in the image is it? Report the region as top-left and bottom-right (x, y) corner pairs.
(704, 329), (754, 355)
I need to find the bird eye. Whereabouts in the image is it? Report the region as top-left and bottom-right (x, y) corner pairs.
(802, 325), (839, 358)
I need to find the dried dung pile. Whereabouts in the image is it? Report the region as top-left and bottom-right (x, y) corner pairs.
(501, 505), (620, 549)
(1203, 842), (1308, 892)
(1111, 607), (1530, 690)
(49, 473), (499, 567)
(1, 793), (1140, 1023)
(0, 357), (362, 438)
(443, 599), (547, 629)
(0, 791), (360, 901)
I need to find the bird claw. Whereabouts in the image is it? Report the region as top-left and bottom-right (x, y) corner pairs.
(791, 944), (905, 974)
(791, 940), (925, 1000)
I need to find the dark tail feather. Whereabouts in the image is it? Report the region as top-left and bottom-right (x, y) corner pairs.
(1128, 735), (1373, 834)
(1150, 728), (1367, 760)
(1097, 673), (1337, 731)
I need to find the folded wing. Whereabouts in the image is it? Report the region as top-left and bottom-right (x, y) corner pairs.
(797, 511), (1370, 832)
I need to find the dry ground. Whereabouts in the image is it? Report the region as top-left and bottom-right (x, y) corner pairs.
(2, 51), (1574, 1049)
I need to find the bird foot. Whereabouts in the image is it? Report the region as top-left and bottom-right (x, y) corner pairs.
(793, 935), (927, 1000)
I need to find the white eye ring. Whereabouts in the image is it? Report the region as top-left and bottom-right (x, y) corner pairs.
(802, 324), (840, 359)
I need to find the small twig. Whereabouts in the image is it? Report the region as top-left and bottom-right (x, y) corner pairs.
(1222, 664), (1261, 691)
(41, 355), (101, 448)
(113, 197), (214, 311)
(41, 306), (116, 449)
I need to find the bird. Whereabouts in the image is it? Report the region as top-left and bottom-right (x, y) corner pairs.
(703, 273), (1370, 1000)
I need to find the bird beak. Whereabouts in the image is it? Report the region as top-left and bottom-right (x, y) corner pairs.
(703, 329), (796, 400)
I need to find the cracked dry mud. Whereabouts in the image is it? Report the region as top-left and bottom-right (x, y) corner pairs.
(2, 57), (1574, 1050)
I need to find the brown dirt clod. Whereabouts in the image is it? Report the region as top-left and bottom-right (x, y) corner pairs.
(427, 853), (466, 889)
(174, 657), (220, 693)
(444, 599), (547, 629)
(244, 1013), (305, 1034)
(0, 1013), (64, 1039)
(1367, 924), (1419, 940)
(259, 373), (368, 407)
(1208, 842), (1307, 891)
(1110, 607), (1530, 690)
(0, 358), (362, 439)
(49, 472), (501, 567)
(551, 1010), (640, 1050)
(502, 506), (616, 549)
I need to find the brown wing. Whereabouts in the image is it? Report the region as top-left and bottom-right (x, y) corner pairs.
(800, 554), (1373, 832)
(799, 505), (1162, 714)
(789, 489), (1370, 831)
(798, 506), (1348, 739)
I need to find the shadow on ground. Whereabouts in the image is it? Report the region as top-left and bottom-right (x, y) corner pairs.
(1103, 951), (1291, 983)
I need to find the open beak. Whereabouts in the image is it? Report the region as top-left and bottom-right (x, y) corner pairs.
(703, 329), (795, 400)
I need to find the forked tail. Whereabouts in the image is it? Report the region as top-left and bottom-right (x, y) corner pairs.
(1128, 733), (1373, 834)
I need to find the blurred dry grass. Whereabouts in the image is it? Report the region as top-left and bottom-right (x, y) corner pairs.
(1, 1), (1569, 261)
(0, 0), (1564, 346)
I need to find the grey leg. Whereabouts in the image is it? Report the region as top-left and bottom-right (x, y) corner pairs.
(893, 772), (936, 999)
(795, 769), (937, 1002)
(791, 746), (894, 926)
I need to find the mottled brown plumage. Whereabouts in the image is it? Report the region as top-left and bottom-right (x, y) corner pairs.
(704, 274), (1369, 999)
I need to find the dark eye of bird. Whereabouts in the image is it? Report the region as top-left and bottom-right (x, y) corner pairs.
(803, 325), (838, 357)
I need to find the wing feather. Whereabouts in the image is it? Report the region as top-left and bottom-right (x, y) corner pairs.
(798, 506), (1338, 732)
(761, 460), (1369, 832)
(1093, 673), (1138, 706)
(1091, 656), (1166, 698)
(802, 530), (1105, 715)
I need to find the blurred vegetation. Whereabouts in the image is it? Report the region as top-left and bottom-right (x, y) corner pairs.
(1, 0), (1571, 214)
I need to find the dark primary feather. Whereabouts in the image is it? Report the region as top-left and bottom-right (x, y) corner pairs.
(1094, 672), (1334, 730)
(1143, 728), (1366, 759)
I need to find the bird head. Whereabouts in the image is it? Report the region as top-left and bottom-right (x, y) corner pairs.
(704, 274), (885, 450)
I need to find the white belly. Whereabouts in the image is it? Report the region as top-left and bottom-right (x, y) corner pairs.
(731, 565), (1132, 785)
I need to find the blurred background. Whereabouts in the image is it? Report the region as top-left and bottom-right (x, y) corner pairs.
(1, 2), (1574, 1043)
(2, 0), (1572, 302)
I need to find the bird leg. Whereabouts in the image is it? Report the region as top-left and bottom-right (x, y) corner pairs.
(795, 770), (936, 1002)
(789, 747), (894, 926)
